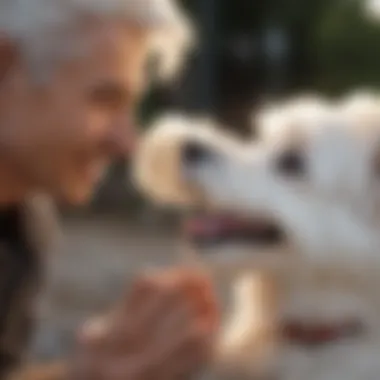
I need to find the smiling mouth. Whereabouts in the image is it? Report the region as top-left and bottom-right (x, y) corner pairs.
(183, 213), (286, 249)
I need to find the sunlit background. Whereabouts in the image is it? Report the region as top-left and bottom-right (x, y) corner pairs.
(31, 0), (380, 362)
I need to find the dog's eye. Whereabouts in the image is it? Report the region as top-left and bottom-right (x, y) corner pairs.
(275, 150), (305, 177)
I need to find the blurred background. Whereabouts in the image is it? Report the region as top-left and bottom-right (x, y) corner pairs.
(31, 0), (380, 363)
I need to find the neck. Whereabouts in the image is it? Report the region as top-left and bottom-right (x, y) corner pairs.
(0, 162), (29, 206)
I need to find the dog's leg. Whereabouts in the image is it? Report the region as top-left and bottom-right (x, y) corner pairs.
(211, 273), (279, 379)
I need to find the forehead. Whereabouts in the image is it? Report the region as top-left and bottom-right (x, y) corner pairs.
(257, 98), (329, 143)
(86, 21), (149, 61)
(257, 100), (376, 150)
(58, 20), (151, 87)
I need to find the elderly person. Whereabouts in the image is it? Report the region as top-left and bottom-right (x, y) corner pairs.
(0, 0), (219, 379)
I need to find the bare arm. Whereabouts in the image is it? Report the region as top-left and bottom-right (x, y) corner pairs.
(9, 362), (67, 380)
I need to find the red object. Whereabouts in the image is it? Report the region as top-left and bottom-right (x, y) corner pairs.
(282, 319), (362, 346)
(183, 215), (268, 239)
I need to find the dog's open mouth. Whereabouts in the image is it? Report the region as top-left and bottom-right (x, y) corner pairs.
(183, 213), (286, 248)
(281, 318), (365, 347)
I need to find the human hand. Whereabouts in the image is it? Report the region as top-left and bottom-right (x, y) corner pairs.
(71, 268), (220, 380)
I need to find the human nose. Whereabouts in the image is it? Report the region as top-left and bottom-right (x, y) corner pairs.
(104, 113), (137, 158)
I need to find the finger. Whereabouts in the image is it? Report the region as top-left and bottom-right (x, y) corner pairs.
(120, 268), (214, 316)
(152, 301), (192, 342)
(157, 269), (220, 326)
(106, 284), (188, 352)
(117, 268), (207, 330)
(103, 343), (206, 380)
(181, 274), (220, 330)
(106, 269), (218, 351)
(152, 322), (214, 365)
(164, 343), (214, 380)
(78, 316), (110, 349)
(150, 269), (219, 332)
(116, 268), (187, 318)
(135, 282), (184, 328)
(148, 325), (214, 380)
(118, 270), (163, 313)
(72, 331), (108, 380)
(162, 350), (208, 380)
(72, 351), (106, 380)
(102, 355), (146, 380)
(132, 271), (216, 340)
(103, 323), (213, 379)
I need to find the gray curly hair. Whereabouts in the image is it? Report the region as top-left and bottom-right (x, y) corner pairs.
(0, 0), (194, 81)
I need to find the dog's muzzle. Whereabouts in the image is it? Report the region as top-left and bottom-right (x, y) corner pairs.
(181, 140), (218, 168)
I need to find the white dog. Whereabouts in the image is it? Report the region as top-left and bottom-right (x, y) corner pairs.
(133, 92), (380, 380)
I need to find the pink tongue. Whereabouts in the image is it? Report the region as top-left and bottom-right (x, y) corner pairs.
(184, 217), (226, 237)
(183, 215), (261, 238)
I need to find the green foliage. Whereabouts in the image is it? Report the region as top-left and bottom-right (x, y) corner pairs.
(314, 0), (380, 94)
(138, 0), (380, 125)
(136, 0), (200, 130)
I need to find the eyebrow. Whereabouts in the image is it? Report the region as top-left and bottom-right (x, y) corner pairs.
(89, 81), (132, 103)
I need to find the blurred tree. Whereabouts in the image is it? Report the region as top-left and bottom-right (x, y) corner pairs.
(314, 0), (380, 94)
(215, 0), (332, 135)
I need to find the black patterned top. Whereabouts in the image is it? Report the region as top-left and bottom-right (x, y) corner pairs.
(0, 197), (56, 379)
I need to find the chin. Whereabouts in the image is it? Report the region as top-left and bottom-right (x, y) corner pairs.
(55, 183), (96, 205)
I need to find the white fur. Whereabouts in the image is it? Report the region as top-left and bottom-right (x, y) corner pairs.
(0, 0), (193, 79)
(133, 92), (380, 380)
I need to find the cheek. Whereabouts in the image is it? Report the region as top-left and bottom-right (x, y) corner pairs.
(42, 85), (96, 143)
(82, 110), (113, 142)
(48, 109), (105, 148)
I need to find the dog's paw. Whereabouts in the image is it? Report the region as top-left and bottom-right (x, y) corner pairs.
(133, 113), (216, 206)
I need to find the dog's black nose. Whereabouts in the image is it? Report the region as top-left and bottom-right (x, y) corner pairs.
(182, 140), (212, 166)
